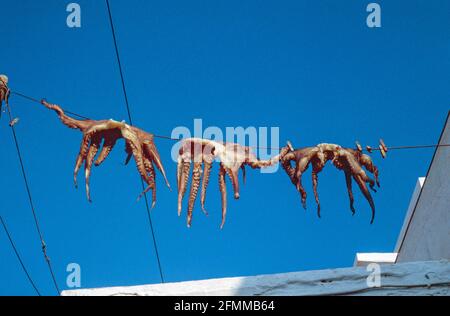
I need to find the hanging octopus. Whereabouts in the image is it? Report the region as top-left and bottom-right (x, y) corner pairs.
(41, 100), (170, 206)
(0, 75), (10, 119)
(279, 141), (382, 224)
(177, 138), (291, 228)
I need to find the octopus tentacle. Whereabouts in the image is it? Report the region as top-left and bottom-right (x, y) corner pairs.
(41, 100), (90, 130)
(311, 154), (326, 218)
(94, 136), (117, 166)
(187, 162), (202, 227)
(359, 154), (380, 187)
(225, 167), (240, 200)
(149, 166), (156, 208)
(200, 161), (212, 215)
(218, 164), (227, 229)
(355, 164), (376, 193)
(344, 170), (356, 215)
(73, 133), (92, 188)
(176, 155), (183, 193)
(353, 174), (375, 224)
(145, 143), (170, 190)
(281, 155), (297, 185)
(247, 146), (291, 169)
(311, 171), (320, 218)
(340, 151), (377, 193)
(141, 158), (157, 208)
(130, 144), (149, 184)
(240, 165), (246, 185)
(0, 91), (4, 118)
(123, 132), (154, 200)
(0, 81), (8, 118)
(124, 142), (133, 165)
(295, 159), (310, 209)
(182, 162), (191, 198)
(177, 158), (191, 216)
(84, 135), (102, 202)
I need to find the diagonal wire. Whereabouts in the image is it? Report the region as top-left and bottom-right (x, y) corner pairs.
(0, 215), (41, 296)
(105, 0), (165, 283)
(4, 97), (61, 295)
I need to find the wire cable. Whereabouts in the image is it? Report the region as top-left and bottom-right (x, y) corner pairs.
(11, 91), (89, 120)
(0, 215), (41, 296)
(10, 90), (450, 153)
(105, 0), (165, 284)
(4, 98), (61, 295)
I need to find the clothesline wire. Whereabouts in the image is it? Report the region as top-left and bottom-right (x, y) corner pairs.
(11, 91), (90, 120)
(4, 98), (61, 295)
(9, 91), (450, 152)
(0, 215), (41, 296)
(105, 0), (165, 284)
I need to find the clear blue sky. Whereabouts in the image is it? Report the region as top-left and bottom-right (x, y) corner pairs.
(0, 0), (449, 295)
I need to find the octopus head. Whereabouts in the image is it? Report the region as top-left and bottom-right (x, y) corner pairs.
(0, 75), (8, 85)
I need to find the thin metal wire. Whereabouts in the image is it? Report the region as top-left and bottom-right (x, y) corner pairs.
(0, 215), (41, 296)
(11, 91), (90, 120)
(105, 0), (165, 284)
(4, 98), (61, 295)
(10, 90), (450, 153)
(373, 144), (450, 151)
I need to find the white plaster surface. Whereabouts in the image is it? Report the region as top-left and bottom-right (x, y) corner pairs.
(62, 260), (450, 296)
(396, 114), (450, 263)
(394, 178), (425, 253)
(354, 253), (398, 267)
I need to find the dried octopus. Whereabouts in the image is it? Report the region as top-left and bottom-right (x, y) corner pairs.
(0, 75), (10, 119)
(279, 141), (384, 224)
(41, 100), (170, 206)
(177, 138), (291, 228)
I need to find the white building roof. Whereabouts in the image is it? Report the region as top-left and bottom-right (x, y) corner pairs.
(62, 260), (450, 296)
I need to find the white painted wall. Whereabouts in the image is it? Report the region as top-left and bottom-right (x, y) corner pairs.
(354, 253), (397, 267)
(395, 114), (450, 263)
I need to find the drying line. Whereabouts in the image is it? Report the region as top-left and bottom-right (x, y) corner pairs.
(10, 90), (450, 153)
